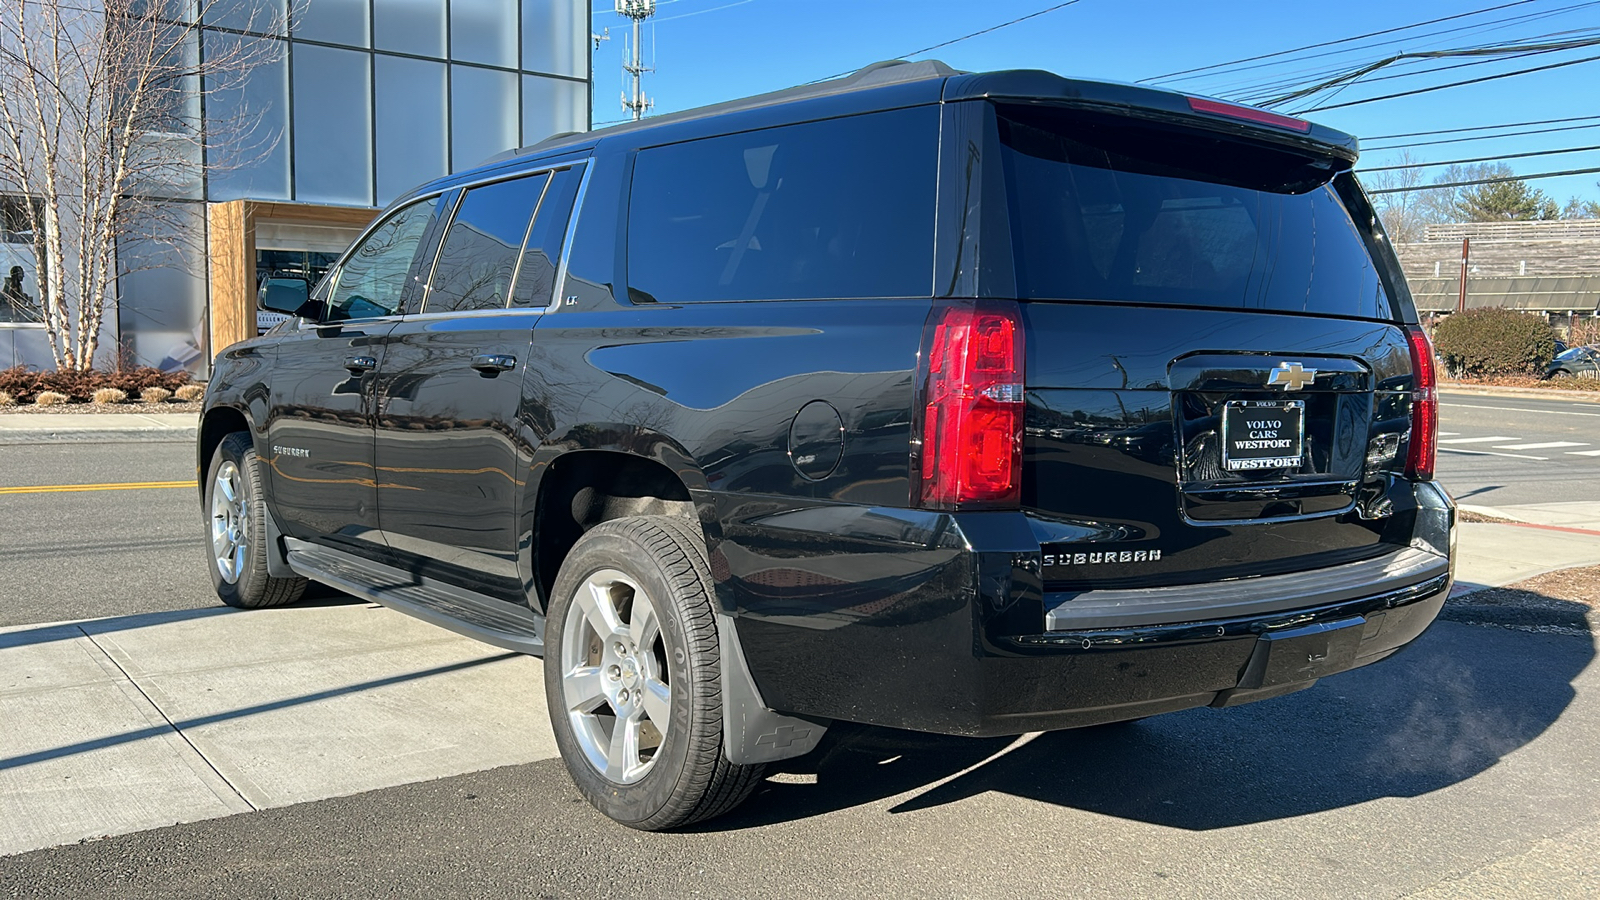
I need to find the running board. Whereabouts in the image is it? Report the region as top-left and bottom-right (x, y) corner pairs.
(284, 538), (545, 655)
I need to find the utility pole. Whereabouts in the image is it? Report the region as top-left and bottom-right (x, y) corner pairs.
(1457, 237), (1470, 313)
(616, 0), (655, 121)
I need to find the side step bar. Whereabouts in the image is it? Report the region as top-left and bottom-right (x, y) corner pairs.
(284, 538), (545, 655)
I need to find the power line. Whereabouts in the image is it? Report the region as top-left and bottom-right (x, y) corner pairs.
(1368, 121), (1600, 151)
(1249, 35), (1600, 108)
(1368, 113), (1600, 140)
(1143, 0), (1546, 82)
(1359, 143), (1600, 171)
(808, 1), (1086, 84)
(1366, 165), (1600, 193)
(1295, 47), (1600, 112)
(1173, 2), (1597, 97)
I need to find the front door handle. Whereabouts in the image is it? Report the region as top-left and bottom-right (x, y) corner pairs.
(343, 355), (377, 373)
(470, 353), (517, 373)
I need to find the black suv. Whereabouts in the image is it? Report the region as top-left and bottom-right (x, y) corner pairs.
(200, 61), (1454, 830)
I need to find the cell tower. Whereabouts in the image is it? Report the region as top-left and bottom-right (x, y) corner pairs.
(616, 0), (655, 121)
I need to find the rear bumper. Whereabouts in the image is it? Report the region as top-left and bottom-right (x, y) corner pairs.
(717, 481), (1454, 737)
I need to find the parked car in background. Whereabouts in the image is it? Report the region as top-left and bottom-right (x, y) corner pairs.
(198, 60), (1454, 830)
(1545, 345), (1600, 379)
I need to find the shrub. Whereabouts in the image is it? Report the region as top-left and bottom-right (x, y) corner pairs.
(105, 366), (190, 395)
(0, 390), (14, 406)
(33, 391), (70, 407)
(92, 387), (128, 405)
(174, 383), (205, 402)
(1432, 308), (1558, 378)
(140, 386), (173, 403)
(0, 366), (40, 402)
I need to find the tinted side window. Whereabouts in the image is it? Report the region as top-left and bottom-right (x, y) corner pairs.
(327, 197), (438, 321)
(426, 173), (549, 313)
(627, 106), (939, 303)
(513, 166), (582, 307)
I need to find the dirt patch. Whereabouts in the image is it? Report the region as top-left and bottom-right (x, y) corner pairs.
(1457, 509), (1520, 525)
(1444, 375), (1600, 395)
(1444, 564), (1600, 635)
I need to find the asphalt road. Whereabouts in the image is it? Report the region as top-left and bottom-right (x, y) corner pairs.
(2, 429), (1600, 896)
(1, 618), (1595, 899)
(1436, 391), (1600, 508)
(0, 442), (214, 628)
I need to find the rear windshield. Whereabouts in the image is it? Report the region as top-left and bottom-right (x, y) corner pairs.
(996, 104), (1397, 319)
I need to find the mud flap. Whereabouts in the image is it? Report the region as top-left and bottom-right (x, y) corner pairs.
(714, 609), (829, 765)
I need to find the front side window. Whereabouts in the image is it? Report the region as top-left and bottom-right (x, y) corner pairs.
(426, 173), (549, 313)
(626, 106), (939, 303)
(326, 196), (438, 321)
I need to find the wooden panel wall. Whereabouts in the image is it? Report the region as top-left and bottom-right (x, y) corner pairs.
(207, 200), (254, 357)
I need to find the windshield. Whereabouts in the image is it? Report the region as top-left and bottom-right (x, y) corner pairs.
(995, 104), (1399, 319)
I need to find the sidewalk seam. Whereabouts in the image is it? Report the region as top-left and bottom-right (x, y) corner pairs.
(78, 626), (259, 813)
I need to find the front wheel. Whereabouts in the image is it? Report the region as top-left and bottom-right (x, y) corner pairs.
(544, 516), (765, 830)
(206, 432), (306, 609)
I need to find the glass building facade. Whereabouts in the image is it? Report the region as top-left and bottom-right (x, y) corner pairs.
(114, 0), (591, 374)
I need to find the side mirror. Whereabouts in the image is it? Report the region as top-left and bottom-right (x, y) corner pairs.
(258, 277), (310, 315)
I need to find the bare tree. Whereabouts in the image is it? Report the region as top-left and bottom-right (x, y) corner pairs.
(1361, 150), (1440, 244)
(0, 0), (284, 370)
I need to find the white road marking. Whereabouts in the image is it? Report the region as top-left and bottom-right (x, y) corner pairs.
(1438, 436), (1520, 444)
(1568, 450), (1600, 457)
(1439, 432), (1460, 436)
(1439, 447), (1549, 460)
(1493, 441), (1588, 450)
(1442, 402), (1600, 418)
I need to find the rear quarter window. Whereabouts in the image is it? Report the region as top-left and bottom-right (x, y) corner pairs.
(625, 106), (939, 303)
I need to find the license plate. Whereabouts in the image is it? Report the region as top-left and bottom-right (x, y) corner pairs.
(1221, 400), (1304, 471)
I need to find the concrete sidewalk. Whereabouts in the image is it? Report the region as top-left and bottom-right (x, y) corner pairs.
(3, 519), (1599, 858)
(0, 412), (196, 443)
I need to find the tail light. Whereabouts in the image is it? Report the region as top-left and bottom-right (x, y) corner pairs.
(915, 300), (1025, 509)
(1404, 324), (1437, 480)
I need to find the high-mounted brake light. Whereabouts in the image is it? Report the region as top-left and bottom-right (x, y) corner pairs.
(1405, 325), (1438, 481)
(1186, 96), (1313, 134)
(916, 300), (1025, 509)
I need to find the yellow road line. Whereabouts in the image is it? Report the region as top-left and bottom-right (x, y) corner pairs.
(0, 480), (196, 495)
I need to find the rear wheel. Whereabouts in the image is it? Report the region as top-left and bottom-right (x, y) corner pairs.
(544, 516), (765, 830)
(206, 432), (306, 609)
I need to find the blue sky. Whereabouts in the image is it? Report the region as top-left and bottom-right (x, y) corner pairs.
(587, 0), (1600, 205)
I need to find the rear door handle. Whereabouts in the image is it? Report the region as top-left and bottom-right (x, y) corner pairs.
(470, 354), (517, 373)
(343, 356), (377, 373)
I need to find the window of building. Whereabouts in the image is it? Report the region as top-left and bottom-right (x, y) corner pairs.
(292, 0), (368, 47)
(326, 196), (439, 321)
(451, 65), (519, 172)
(292, 44), (372, 206)
(626, 107), (940, 304)
(450, 0), (517, 69)
(375, 54), (449, 205)
(425, 174), (548, 313)
(375, 0), (446, 58)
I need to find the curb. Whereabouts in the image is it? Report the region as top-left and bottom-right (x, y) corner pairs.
(0, 427), (196, 444)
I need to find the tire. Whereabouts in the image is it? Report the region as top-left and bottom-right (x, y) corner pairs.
(544, 515), (765, 830)
(205, 432), (307, 609)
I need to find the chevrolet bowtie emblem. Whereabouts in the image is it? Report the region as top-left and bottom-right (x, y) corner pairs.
(1268, 362), (1318, 391)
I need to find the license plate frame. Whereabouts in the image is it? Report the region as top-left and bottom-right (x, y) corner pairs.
(1220, 399), (1305, 472)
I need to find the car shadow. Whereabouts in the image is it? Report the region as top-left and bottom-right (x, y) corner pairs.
(704, 601), (1594, 832)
